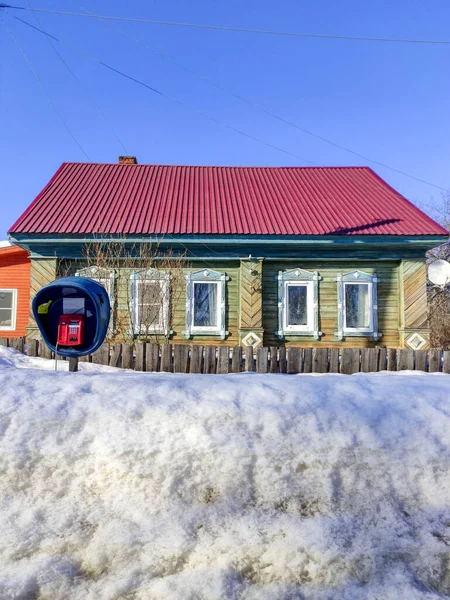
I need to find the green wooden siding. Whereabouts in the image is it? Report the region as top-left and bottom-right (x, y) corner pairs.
(57, 258), (405, 347)
(263, 261), (401, 347)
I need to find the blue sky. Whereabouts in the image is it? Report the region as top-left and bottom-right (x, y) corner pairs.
(1, 0), (449, 238)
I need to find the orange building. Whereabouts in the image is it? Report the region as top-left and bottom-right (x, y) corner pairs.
(0, 242), (30, 338)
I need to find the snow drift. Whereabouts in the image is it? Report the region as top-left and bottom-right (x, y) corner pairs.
(0, 347), (450, 599)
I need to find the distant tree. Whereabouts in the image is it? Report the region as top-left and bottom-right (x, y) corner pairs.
(68, 237), (188, 343)
(425, 190), (450, 348)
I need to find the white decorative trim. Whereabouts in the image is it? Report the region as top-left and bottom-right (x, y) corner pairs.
(185, 269), (228, 339)
(276, 268), (322, 339)
(406, 332), (426, 350)
(130, 268), (170, 336)
(242, 332), (262, 348)
(0, 288), (17, 331)
(336, 270), (380, 341)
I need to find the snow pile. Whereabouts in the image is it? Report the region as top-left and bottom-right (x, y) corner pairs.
(0, 347), (450, 599)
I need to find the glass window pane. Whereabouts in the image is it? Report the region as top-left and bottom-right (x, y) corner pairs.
(345, 284), (370, 329)
(194, 283), (218, 327)
(140, 282), (161, 305)
(137, 281), (164, 328)
(142, 304), (161, 326)
(0, 291), (13, 310)
(0, 309), (12, 328)
(287, 285), (308, 326)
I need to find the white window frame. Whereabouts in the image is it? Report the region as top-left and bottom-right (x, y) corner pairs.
(336, 271), (381, 341)
(131, 269), (170, 336)
(283, 281), (315, 333)
(75, 266), (116, 330)
(184, 269), (228, 339)
(276, 268), (322, 339)
(0, 288), (17, 331)
(343, 281), (373, 334)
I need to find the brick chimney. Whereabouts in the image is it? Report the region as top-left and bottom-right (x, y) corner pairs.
(119, 156), (137, 164)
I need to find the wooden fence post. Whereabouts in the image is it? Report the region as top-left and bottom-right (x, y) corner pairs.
(38, 338), (52, 359)
(135, 343), (145, 371)
(341, 348), (360, 374)
(303, 348), (312, 373)
(204, 345), (216, 374)
(245, 346), (254, 372)
(329, 348), (339, 373)
(443, 351), (450, 374)
(110, 342), (122, 368)
(361, 348), (378, 373)
(27, 339), (39, 357)
(279, 347), (287, 373)
(269, 346), (278, 373)
(429, 349), (441, 373)
(146, 343), (159, 372)
(92, 343), (110, 366)
(397, 349), (414, 371)
(122, 343), (134, 370)
(377, 347), (387, 371)
(287, 347), (302, 374)
(313, 348), (328, 373)
(231, 346), (242, 373)
(217, 346), (229, 374)
(174, 344), (189, 373)
(415, 349), (427, 372)
(9, 337), (24, 353)
(190, 345), (203, 374)
(0, 337), (8, 347)
(256, 347), (269, 373)
(387, 348), (397, 371)
(161, 344), (173, 372)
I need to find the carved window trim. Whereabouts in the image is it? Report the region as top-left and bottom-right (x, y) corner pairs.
(130, 268), (170, 336)
(336, 270), (381, 341)
(276, 268), (322, 339)
(184, 269), (228, 339)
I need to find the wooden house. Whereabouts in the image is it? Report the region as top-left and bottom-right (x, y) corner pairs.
(8, 159), (448, 349)
(0, 242), (31, 338)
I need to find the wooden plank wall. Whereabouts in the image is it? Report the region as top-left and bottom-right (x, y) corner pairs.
(27, 258), (57, 340)
(402, 260), (428, 329)
(263, 261), (401, 347)
(2, 337), (450, 375)
(239, 258), (263, 330)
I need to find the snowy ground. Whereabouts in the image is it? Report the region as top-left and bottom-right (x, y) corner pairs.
(1, 347), (450, 599)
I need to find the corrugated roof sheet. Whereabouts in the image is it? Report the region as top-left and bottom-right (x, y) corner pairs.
(8, 163), (448, 236)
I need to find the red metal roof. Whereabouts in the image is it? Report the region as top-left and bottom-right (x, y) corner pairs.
(9, 163), (448, 236)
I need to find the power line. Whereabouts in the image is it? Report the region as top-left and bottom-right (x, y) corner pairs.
(1, 18), (91, 159)
(24, 1), (129, 155)
(74, 2), (448, 193)
(12, 15), (315, 165)
(3, 5), (450, 46)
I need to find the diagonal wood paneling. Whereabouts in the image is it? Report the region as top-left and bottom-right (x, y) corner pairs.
(403, 260), (428, 330)
(27, 259), (57, 339)
(239, 259), (263, 330)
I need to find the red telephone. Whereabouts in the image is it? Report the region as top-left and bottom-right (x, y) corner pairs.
(57, 314), (85, 346)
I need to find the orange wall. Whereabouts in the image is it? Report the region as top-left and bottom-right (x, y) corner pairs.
(0, 246), (30, 338)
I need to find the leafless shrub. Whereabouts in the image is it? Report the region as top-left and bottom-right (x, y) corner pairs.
(77, 236), (188, 343)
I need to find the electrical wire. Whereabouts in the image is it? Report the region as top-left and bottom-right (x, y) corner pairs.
(71, 2), (448, 192)
(12, 15), (316, 165)
(24, 1), (129, 155)
(1, 18), (91, 159)
(4, 5), (450, 46)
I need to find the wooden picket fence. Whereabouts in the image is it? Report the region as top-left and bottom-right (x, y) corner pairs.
(1, 337), (450, 374)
